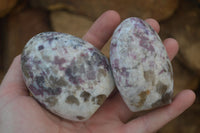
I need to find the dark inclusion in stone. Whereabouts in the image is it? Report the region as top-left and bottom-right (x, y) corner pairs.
(29, 84), (43, 96)
(135, 90), (150, 108)
(65, 67), (84, 84)
(80, 91), (91, 102)
(29, 75), (62, 96)
(76, 116), (85, 120)
(143, 70), (155, 85)
(53, 56), (66, 67)
(92, 94), (107, 105)
(45, 97), (58, 106)
(156, 81), (168, 95)
(91, 50), (110, 71)
(35, 76), (45, 88)
(65, 95), (80, 105)
(151, 92), (172, 108)
(72, 38), (85, 49)
(151, 81), (172, 108)
(49, 76), (68, 87)
(38, 45), (44, 50)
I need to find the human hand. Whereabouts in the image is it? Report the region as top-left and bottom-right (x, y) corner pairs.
(0, 10), (196, 133)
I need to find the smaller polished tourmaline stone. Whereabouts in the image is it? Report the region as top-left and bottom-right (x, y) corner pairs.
(110, 17), (173, 112)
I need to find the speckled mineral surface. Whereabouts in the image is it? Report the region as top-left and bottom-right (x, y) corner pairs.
(21, 32), (115, 121)
(110, 17), (173, 112)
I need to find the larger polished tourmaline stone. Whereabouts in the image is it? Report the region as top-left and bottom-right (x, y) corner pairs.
(21, 32), (115, 121)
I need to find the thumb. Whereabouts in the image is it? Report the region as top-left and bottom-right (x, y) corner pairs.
(0, 55), (28, 96)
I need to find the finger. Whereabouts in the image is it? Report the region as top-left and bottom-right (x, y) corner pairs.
(0, 55), (28, 96)
(163, 38), (179, 60)
(145, 18), (160, 33)
(123, 90), (196, 133)
(82, 10), (121, 49)
(145, 19), (179, 60)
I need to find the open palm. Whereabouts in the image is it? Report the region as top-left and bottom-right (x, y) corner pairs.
(0, 11), (195, 133)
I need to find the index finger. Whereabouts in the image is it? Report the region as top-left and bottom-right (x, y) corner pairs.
(82, 10), (121, 50)
(0, 55), (28, 96)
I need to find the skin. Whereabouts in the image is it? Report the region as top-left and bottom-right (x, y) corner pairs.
(0, 10), (196, 133)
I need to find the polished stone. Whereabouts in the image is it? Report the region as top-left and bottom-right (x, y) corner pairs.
(21, 32), (115, 121)
(110, 17), (173, 112)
